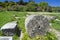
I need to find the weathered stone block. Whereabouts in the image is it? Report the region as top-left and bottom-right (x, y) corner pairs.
(0, 21), (20, 36)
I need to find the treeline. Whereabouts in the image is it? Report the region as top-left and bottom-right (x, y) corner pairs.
(0, 0), (60, 12)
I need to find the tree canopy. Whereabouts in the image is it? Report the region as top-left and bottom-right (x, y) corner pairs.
(0, 0), (60, 12)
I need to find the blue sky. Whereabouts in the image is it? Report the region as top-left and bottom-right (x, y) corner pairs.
(0, 0), (60, 7)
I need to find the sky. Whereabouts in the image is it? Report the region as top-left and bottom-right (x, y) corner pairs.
(0, 0), (60, 7)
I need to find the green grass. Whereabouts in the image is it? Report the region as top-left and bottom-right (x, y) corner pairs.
(44, 14), (60, 31)
(50, 20), (60, 31)
(22, 32), (57, 40)
(0, 11), (59, 40)
(0, 11), (27, 40)
(0, 11), (27, 30)
(0, 11), (60, 31)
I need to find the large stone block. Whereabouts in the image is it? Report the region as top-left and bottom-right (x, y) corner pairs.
(0, 21), (20, 36)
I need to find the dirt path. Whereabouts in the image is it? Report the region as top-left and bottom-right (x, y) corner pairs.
(50, 28), (60, 40)
(20, 31), (23, 40)
(27, 12), (60, 15)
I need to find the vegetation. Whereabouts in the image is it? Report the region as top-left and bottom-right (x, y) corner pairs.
(22, 32), (57, 40)
(0, 0), (60, 12)
(0, 31), (3, 36)
(0, 11), (59, 40)
(13, 34), (19, 40)
(44, 14), (60, 31)
(0, 0), (59, 40)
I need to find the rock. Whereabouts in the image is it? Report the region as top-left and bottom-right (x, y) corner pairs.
(56, 19), (60, 21)
(1, 21), (20, 36)
(44, 15), (57, 20)
(0, 36), (12, 40)
(13, 15), (17, 17)
(25, 14), (49, 38)
(15, 17), (20, 19)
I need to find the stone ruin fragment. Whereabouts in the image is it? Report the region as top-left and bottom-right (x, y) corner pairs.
(25, 14), (49, 38)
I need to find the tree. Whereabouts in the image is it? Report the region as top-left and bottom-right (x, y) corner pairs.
(26, 2), (36, 11)
(17, 0), (24, 5)
(9, 1), (17, 6)
(38, 2), (49, 12)
(2, 0), (9, 8)
(0, 2), (2, 6)
(29, 0), (34, 2)
(5, 0), (8, 3)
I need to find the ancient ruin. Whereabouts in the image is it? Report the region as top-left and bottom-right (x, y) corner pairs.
(0, 21), (20, 36)
(0, 36), (12, 40)
(25, 14), (49, 38)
